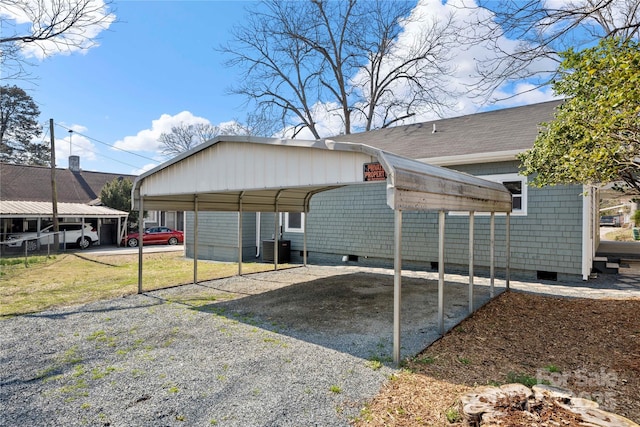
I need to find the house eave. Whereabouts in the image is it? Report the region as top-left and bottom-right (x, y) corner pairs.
(417, 149), (524, 167)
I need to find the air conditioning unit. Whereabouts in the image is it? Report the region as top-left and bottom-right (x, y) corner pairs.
(262, 240), (291, 263)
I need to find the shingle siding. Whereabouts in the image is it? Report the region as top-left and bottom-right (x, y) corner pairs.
(186, 161), (584, 279)
(185, 211), (256, 262)
(278, 162), (584, 279)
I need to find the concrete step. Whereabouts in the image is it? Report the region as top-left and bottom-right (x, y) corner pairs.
(592, 256), (619, 274)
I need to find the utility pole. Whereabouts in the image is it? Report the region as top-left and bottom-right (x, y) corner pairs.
(50, 119), (59, 252)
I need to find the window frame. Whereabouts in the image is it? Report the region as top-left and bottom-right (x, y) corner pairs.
(284, 212), (305, 233)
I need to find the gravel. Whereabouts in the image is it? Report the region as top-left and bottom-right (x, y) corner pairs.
(1, 265), (499, 427)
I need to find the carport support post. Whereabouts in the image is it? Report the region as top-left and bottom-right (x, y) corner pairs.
(117, 217), (122, 247)
(469, 211), (475, 313)
(238, 192), (244, 276)
(137, 197), (144, 294)
(303, 193), (311, 267)
(490, 212), (495, 297)
(438, 210), (445, 336)
(303, 208), (308, 266)
(506, 212), (511, 290)
(393, 209), (403, 365)
(274, 212), (279, 271)
(81, 216), (85, 245)
(194, 196), (199, 284)
(274, 191), (283, 271)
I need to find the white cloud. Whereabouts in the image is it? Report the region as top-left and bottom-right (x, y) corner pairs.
(131, 163), (159, 176)
(281, 102), (348, 139)
(113, 111), (212, 152)
(1, 0), (115, 60)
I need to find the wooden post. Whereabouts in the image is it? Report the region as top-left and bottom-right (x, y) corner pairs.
(137, 196), (144, 294)
(49, 119), (59, 252)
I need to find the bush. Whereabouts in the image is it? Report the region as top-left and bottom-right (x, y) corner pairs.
(633, 209), (640, 227)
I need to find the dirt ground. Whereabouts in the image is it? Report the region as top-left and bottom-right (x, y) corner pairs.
(352, 291), (640, 426)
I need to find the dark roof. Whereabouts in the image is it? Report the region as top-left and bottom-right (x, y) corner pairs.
(331, 100), (562, 161)
(0, 163), (136, 203)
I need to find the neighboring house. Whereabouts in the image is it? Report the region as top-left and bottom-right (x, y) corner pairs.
(0, 156), (184, 249)
(0, 157), (133, 248)
(183, 100), (603, 281)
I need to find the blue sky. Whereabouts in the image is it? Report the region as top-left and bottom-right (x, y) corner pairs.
(21, 1), (253, 174)
(5, 0), (560, 175)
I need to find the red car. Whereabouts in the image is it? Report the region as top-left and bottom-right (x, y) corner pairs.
(122, 227), (184, 247)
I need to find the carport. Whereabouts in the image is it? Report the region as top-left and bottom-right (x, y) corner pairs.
(132, 136), (513, 363)
(0, 201), (129, 248)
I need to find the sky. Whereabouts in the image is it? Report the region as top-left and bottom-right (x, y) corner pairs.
(3, 0), (560, 175)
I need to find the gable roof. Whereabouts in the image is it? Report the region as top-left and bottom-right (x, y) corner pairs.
(330, 100), (562, 165)
(0, 163), (136, 204)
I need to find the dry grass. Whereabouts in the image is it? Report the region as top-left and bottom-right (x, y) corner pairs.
(604, 227), (636, 241)
(0, 252), (287, 318)
(351, 292), (640, 426)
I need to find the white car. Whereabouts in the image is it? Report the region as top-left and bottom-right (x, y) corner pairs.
(6, 223), (99, 251)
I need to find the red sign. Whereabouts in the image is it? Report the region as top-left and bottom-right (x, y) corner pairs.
(363, 162), (387, 181)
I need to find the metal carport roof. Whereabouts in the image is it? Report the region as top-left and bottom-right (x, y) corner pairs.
(0, 200), (128, 219)
(133, 137), (512, 213)
(132, 136), (513, 363)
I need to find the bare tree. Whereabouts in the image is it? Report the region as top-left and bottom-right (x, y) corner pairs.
(159, 112), (278, 158)
(460, 0), (640, 100)
(159, 123), (220, 157)
(0, 0), (115, 80)
(221, 0), (459, 138)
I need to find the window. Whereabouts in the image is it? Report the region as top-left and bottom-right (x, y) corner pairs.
(144, 210), (158, 225)
(480, 173), (528, 215)
(503, 180), (523, 211)
(285, 212), (305, 232)
(449, 173), (528, 216)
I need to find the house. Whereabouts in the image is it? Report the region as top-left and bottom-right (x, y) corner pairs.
(0, 157), (134, 250)
(1, 156), (186, 253)
(171, 99), (603, 281)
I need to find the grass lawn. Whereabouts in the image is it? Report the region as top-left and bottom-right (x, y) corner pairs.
(604, 227), (636, 241)
(0, 252), (287, 318)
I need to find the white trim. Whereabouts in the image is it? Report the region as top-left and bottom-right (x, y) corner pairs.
(582, 186), (596, 281)
(284, 212), (305, 233)
(417, 149), (523, 167)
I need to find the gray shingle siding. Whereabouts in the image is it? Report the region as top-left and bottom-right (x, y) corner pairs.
(185, 160), (584, 279)
(279, 162), (583, 279)
(185, 211), (257, 262)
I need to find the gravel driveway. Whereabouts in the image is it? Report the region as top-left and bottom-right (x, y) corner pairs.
(1, 265), (496, 427)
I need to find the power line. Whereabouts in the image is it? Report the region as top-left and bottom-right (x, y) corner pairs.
(65, 138), (145, 171)
(54, 122), (159, 163)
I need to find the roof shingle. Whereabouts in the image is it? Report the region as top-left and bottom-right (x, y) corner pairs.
(0, 163), (135, 204)
(331, 100), (562, 161)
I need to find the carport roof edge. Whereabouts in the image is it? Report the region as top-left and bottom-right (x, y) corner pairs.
(0, 200), (129, 218)
(132, 136), (513, 213)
